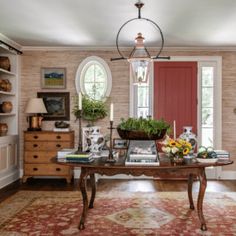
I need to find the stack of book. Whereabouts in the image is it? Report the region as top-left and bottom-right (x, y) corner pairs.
(214, 150), (230, 160)
(57, 148), (77, 159)
(65, 152), (94, 163)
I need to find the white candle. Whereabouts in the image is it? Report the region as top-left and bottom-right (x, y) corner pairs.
(173, 120), (176, 140)
(110, 103), (114, 121)
(78, 92), (82, 110)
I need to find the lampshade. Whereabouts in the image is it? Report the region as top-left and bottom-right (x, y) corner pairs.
(25, 98), (47, 114)
(111, 1), (170, 84)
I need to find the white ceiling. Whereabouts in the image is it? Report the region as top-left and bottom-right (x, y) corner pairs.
(1, 0), (236, 48)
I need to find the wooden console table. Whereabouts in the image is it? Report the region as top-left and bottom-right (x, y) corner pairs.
(56, 155), (233, 231)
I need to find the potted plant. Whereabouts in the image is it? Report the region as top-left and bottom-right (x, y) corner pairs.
(73, 95), (108, 125)
(117, 117), (170, 140)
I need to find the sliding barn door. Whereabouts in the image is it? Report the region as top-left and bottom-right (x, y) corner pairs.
(154, 62), (197, 136)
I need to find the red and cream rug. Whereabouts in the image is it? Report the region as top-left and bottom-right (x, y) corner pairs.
(0, 190), (236, 236)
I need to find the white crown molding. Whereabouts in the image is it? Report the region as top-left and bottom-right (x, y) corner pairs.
(0, 33), (22, 50)
(21, 45), (236, 52)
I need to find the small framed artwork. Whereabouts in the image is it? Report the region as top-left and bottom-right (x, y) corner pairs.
(37, 92), (70, 120)
(41, 68), (66, 89)
(113, 138), (128, 149)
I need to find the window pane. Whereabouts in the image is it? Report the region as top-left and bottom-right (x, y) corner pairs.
(137, 86), (149, 107)
(95, 64), (106, 82)
(137, 107), (149, 118)
(202, 108), (213, 127)
(202, 67), (213, 86)
(202, 128), (213, 147)
(84, 65), (95, 82)
(84, 82), (105, 100)
(202, 88), (213, 107)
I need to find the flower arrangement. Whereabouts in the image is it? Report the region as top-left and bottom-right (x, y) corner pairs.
(161, 136), (192, 158)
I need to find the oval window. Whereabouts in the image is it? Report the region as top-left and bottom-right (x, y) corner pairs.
(75, 56), (112, 100)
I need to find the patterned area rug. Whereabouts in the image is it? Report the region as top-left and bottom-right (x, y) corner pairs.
(0, 190), (236, 236)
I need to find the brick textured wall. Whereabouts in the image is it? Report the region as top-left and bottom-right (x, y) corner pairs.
(20, 49), (236, 171)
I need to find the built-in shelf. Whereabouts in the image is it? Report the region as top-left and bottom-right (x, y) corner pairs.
(0, 42), (19, 189)
(0, 113), (16, 116)
(0, 68), (16, 76)
(0, 91), (15, 96)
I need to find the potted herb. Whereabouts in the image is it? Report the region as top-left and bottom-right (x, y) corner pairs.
(117, 117), (170, 140)
(73, 95), (108, 125)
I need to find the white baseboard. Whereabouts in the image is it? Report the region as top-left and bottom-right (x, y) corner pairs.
(0, 169), (20, 189)
(217, 170), (236, 180)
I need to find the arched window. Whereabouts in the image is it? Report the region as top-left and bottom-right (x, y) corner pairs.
(75, 56), (112, 100)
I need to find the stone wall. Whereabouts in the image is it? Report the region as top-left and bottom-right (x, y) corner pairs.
(20, 49), (236, 172)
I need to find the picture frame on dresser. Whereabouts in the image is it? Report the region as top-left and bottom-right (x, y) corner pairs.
(41, 67), (66, 89)
(37, 92), (70, 120)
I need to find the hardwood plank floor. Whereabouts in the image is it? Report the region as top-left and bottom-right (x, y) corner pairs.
(1, 178), (236, 203)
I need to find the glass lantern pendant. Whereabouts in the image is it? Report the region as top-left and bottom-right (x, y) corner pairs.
(128, 33), (152, 84)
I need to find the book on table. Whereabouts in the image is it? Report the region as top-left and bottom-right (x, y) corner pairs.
(125, 140), (159, 166)
(65, 152), (94, 163)
(57, 148), (77, 158)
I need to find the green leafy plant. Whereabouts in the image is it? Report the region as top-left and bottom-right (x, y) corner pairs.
(117, 117), (170, 136)
(73, 95), (108, 123)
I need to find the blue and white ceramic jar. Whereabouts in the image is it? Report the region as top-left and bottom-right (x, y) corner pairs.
(179, 126), (197, 154)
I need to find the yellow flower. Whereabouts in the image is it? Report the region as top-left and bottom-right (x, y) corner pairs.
(169, 140), (177, 147)
(183, 148), (190, 155)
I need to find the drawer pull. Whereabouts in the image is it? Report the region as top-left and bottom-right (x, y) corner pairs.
(33, 155), (38, 159)
(33, 135), (39, 139)
(56, 135), (61, 139)
(56, 168), (61, 171)
(56, 144), (61, 148)
(33, 144), (38, 147)
(33, 168), (38, 171)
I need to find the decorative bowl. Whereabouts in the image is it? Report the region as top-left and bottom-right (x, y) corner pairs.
(196, 158), (218, 163)
(117, 128), (167, 140)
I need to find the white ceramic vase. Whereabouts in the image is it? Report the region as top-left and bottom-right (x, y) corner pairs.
(179, 126), (197, 154)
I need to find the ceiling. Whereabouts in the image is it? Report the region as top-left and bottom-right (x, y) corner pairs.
(1, 0), (236, 48)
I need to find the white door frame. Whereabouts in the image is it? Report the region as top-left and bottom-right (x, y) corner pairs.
(130, 56), (222, 179)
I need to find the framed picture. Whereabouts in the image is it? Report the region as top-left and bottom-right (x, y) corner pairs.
(41, 68), (66, 89)
(113, 138), (128, 149)
(37, 92), (70, 120)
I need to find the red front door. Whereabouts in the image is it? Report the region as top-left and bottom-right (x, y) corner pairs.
(153, 62), (197, 137)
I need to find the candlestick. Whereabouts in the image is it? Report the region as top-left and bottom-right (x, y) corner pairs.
(78, 92), (82, 110)
(106, 120), (116, 163)
(77, 109), (83, 152)
(173, 120), (176, 140)
(110, 103), (113, 121)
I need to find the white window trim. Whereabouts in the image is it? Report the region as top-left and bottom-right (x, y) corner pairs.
(75, 56), (112, 100)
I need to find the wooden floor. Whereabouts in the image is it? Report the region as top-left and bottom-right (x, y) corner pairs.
(1, 178), (236, 203)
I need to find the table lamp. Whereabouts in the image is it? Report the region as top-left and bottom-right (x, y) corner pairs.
(25, 98), (47, 131)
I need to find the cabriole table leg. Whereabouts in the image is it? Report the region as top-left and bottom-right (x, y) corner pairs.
(78, 168), (88, 230)
(89, 173), (96, 208)
(197, 168), (207, 231)
(188, 173), (195, 210)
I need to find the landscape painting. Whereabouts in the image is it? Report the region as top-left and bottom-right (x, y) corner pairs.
(41, 68), (66, 89)
(37, 92), (70, 120)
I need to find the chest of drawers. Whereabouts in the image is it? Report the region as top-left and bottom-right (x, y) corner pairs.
(23, 131), (74, 183)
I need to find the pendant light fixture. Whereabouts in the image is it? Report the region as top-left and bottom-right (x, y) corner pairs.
(111, 1), (170, 84)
